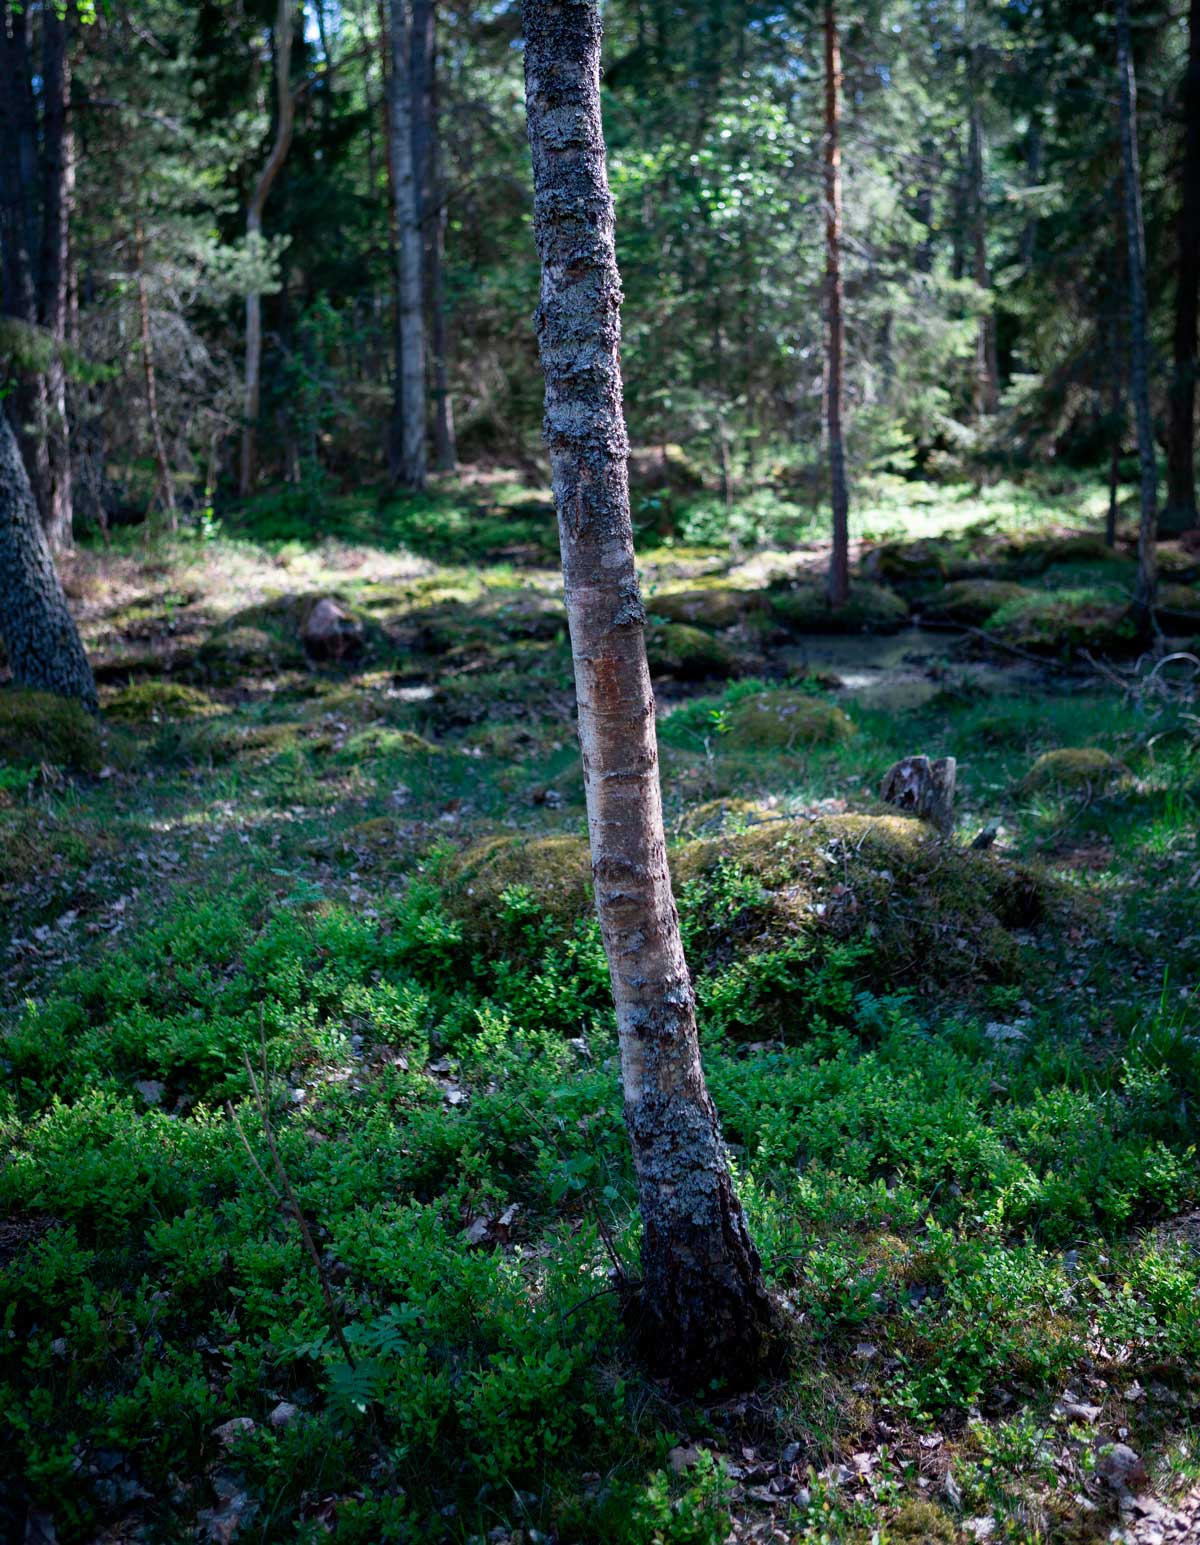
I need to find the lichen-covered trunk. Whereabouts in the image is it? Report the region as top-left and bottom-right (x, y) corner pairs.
(521, 0), (776, 1389)
(388, 0), (426, 489)
(1117, 0), (1158, 613)
(1166, 0), (1200, 534)
(824, 0), (849, 610)
(0, 412), (96, 711)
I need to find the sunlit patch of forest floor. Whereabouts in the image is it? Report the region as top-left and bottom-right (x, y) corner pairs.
(2, 471), (1199, 1544)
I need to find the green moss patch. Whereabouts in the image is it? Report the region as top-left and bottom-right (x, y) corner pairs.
(1019, 748), (1123, 793)
(648, 587), (763, 630)
(770, 581), (909, 634)
(445, 834), (594, 950)
(104, 682), (221, 724)
(723, 690), (855, 748)
(645, 622), (739, 679)
(0, 689), (102, 773)
(862, 538), (951, 586)
(985, 589), (1138, 656)
(1156, 584), (1200, 628)
(923, 579), (1033, 626)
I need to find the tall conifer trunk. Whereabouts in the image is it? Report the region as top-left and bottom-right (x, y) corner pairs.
(39, 6), (74, 552)
(411, 0), (456, 472)
(1166, 0), (1200, 533)
(521, 0), (776, 1389)
(824, 0), (849, 609)
(1117, 0), (1157, 613)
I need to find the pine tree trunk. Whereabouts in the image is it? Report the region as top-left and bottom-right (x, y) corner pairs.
(410, 0), (456, 472)
(135, 219), (176, 527)
(824, 0), (850, 609)
(1166, 0), (1200, 533)
(1117, 0), (1158, 613)
(240, 0), (295, 499)
(968, 79), (999, 416)
(0, 412), (96, 711)
(388, 0), (426, 489)
(39, 7), (74, 552)
(521, 0), (776, 1390)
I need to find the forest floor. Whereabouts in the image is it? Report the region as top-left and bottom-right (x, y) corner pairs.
(2, 471), (1199, 1545)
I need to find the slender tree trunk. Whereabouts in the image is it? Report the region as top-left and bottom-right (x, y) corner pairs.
(38, 6), (74, 551)
(1021, 111), (1042, 271)
(824, 0), (850, 609)
(135, 219), (176, 527)
(1117, 0), (1158, 613)
(240, 0), (296, 499)
(967, 75), (999, 416)
(521, 0), (776, 1390)
(1107, 305), (1125, 548)
(388, 0), (426, 489)
(411, 0), (456, 471)
(1166, 0), (1200, 533)
(0, 413), (96, 711)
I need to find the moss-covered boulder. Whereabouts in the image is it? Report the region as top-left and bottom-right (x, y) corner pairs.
(1019, 748), (1123, 793)
(649, 587), (764, 630)
(861, 539), (950, 586)
(770, 581), (908, 634)
(675, 797), (774, 836)
(336, 727), (442, 760)
(0, 688), (102, 772)
(183, 718), (331, 765)
(645, 623), (739, 680)
(723, 690), (855, 749)
(985, 590), (1138, 656)
(445, 814), (1050, 992)
(104, 681), (221, 724)
(922, 579), (1032, 626)
(1156, 543), (1200, 582)
(1156, 583), (1200, 629)
(197, 623), (301, 681)
(197, 594), (388, 682)
(989, 531), (1117, 578)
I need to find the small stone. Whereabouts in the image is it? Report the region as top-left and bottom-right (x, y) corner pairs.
(781, 1442), (802, 1465)
(268, 1401), (298, 1429)
(134, 1079), (166, 1106)
(668, 1445), (701, 1474)
(302, 597), (364, 661)
(212, 1417), (256, 1446)
(1096, 1442), (1148, 1490)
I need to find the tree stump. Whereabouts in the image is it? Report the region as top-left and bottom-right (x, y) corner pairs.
(880, 755), (957, 834)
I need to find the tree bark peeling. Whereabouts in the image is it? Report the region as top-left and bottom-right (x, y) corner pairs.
(521, 0), (777, 1389)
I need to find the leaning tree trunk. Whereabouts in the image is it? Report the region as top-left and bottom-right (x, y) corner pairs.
(239, 0), (295, 500)
(824, 0), (850, 609)
(0, 412), (96, 711)
(388, 0), (426, 489)
(1166, 0), (1200, 533)
(38, 4), (74, 552)
(521, 0), (776, 1389)
(1118, 0), (1158, 614)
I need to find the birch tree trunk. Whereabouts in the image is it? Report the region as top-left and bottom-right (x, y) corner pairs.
(0, 412), (96, 712)
(1117, 0), (1158, 614)
(239, 0), (295, 500)
(1166, 0), (1200, 534)
(521, 0), (776, 1389)
(388, 0), (426, 489)
(824, 0), (850, 609)
(38, 5), (74, 552)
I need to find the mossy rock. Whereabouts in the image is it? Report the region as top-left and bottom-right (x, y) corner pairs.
(646, 623), (740, 680)
(985, 590), (1138, 656)
(862, 539), (950, 586)
(337, 727), (443, 760)
(769, 581), (909, 634)
(446, 815), (1050, 991)
(990, 531), (1116, 578)
(722, 690), (855, 749)
(197, 594), (388, 682)
(922, 579), (1032, 626)
(0, 688), (102, 773)
(408, 591), (565, 653)
(444, 834), (594, 949)
(1156, 583), (1200, 627)
(104, 681), (221, 724)
(649, 587), (764, 630)
(1019, 748), (1123, 793)
(184, 718), (331, 765)
(675, 797), (774, 836)
(886, 1499), (957, 1543)
(1156, 543), (1200, 582)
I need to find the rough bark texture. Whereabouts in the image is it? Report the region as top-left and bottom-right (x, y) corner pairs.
(388, 0), (427, 489)
(1166, 0), (1200, 534)
(521, 0), (776, 1389)
(881, 755), (957, 835)
(1117, 0), (1158, 613)
(240, 0), (296, 499)
(824, 0), (850, 610)
(39, 7), (74, 551)
(0, 412), (96, 712)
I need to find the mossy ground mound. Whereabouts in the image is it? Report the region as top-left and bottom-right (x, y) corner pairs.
(648, 586), (763, 630)
(0, 815), (112, 899)
(182, 717), (333, 764)
(989, 530), (1117, 577)
(447, 814), (1049, 991)
(1020, 748), (1123, 793)
(104, 681), (221, 723)
(922, 579), (1032, 626)
(985, 589), (1138, 656)
(405, 590), (565, 653)
(769, 581), (909, 634)
(723, 690), (855, 748)
(646, 622), (739, 679)
(196, 594), (387, 682)
(1156, 583), (1200, 628)
(862, 538), (951, 586)
(0, 689), (102, 773)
